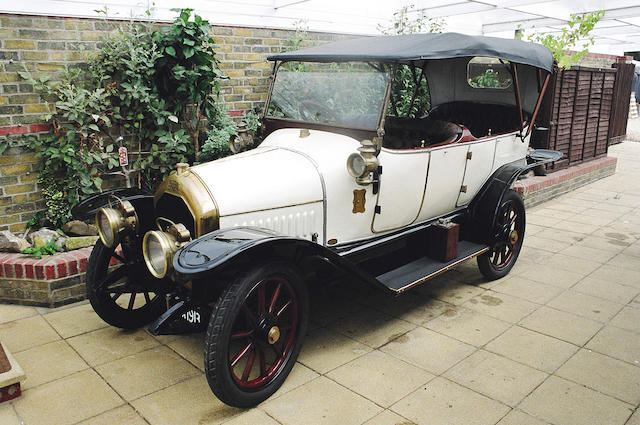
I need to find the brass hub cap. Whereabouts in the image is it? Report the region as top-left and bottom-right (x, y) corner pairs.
(509, 229), (519, 245)
(267, 326), (280, 345)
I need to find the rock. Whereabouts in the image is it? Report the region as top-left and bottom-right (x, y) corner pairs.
(64, 236), (99, 250)
(0, 230), (31, 252)
(54, 237), (67, 251)
(33, 236), (49, 249)
(62, 220), (98, 237)
(27, 228), (60, 245)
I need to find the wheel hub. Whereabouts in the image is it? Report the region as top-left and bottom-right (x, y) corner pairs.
(509, 229), (519, 245)
(267, 326), (280, 344)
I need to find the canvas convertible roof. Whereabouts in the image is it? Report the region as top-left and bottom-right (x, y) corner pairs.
(268, 32), (554, 73)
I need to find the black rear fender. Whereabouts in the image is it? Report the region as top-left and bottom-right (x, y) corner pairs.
(467, 149), (562, 244)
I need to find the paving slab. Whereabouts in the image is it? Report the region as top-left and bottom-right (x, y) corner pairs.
(1, 139), (640, 424)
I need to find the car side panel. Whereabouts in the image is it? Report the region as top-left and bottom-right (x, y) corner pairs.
(419, 145), (468, 220)
(219, 202), (324, 242)
(492, 133), (529, 172)
(456, 139), (497, 206)
(372, 149), (429, 232)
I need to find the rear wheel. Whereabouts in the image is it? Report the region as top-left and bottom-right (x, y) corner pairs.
(86, 240), (166, 329)
(204, 262), (308, 407)
(477, 189), (526, 280)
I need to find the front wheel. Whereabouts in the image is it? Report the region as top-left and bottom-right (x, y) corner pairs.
(204, 262), (309, 407)
(86, 240), (166, 329)
(477, 189), (526, 280)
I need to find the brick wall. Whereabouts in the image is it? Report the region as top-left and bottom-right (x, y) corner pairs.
(0, 13), (351, 231)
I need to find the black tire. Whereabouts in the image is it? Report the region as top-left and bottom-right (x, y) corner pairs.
(86, 240), (166, 329)
(204, 262), (309, 407)
(477, 189), (526, 280)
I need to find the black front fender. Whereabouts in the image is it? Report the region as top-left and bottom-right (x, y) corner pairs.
(173, 227), (384, 289)
(71, 188), (154, 221)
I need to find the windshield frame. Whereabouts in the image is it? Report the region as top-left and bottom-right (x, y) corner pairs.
(263, 60), (391, 134)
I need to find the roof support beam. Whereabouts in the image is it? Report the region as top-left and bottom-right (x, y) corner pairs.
(273, 0), (310, 10)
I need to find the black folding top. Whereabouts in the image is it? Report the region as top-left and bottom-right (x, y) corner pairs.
(268, 32), (554, 72)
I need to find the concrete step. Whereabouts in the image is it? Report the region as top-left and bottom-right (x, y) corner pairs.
(0, 342), (25, 403)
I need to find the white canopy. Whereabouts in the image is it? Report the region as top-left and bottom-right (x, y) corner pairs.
(3, 0), (640, 55)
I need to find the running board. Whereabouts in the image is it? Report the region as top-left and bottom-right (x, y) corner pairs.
(375, 240), (489, 294)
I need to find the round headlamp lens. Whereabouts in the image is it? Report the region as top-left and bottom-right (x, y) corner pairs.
(347, 153), (366, 177)
(96, 208), (120, 248)
(143, 231), (172, 279)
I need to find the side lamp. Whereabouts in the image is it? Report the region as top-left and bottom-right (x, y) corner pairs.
(346, 139), (379, 185)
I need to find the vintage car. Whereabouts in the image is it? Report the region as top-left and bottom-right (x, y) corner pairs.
(77, 32), (560, 407)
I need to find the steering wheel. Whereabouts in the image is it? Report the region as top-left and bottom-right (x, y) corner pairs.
(298, 100), (338, 122)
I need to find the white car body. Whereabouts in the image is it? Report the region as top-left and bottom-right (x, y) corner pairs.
(190, 127), (529, 246)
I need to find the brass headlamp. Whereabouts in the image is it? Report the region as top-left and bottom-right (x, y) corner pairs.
(346, 139), (379, 185)
(142, 220), (191, 279)
(96, 198), (139, 248)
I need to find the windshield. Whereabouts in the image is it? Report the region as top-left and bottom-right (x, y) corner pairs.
(267, 62), (388, 130)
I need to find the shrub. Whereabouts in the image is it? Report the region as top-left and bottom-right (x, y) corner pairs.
(15, 9), (229, 227)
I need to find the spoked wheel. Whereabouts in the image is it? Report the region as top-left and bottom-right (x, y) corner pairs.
(86, 240), (166, 329)
(477, 189), (526, 280)
(205, 262), (308, 407)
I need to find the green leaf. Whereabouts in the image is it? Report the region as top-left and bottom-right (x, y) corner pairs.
(168, 115), (179, 123)
(88, 124), (99, 132)
(165, 46), (176, 57)
(183, 47), (194, 58)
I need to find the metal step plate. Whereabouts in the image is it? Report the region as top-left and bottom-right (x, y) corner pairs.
(376, 240), (489, 294)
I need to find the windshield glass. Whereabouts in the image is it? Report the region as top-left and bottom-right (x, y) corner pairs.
(267, 62), (388, 129)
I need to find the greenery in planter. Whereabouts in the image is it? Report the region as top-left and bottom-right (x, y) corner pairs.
(200, 103), (237, 162)
(14, 9), (231, 228)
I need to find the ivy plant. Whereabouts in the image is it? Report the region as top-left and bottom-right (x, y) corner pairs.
(18, 9), (231, 227)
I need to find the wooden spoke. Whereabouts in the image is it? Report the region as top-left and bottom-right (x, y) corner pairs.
(276, 300), (292, 319)
(111, 252), (125, 263)
(231, 330), (254, 340)
(99, 265), (128, 289)
(241, 349), (257, 382)
(259, 349), (267, 377)
(127, 293), (136, 310)
(230, 342), (253, 367)
(268, 282), (282, 314)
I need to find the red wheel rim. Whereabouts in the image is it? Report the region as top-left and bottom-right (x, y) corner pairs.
(490, 200), (521, 270)
(228, 276), (299, 390)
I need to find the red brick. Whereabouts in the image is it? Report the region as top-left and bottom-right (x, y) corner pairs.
(78, 257), (88, 273)
(227, 109), (245, 117)
(0, 125), (28, 136)
(3, 263), (14, 278)
(67, 259), (78, 275)
(44, 262), (56, 279)
(28, 123), (51, 133)
(34, 259), (47, 279)
(25, 262), (34, 279)
(13, 262), (24, 278)
(56, 261), (68, 278)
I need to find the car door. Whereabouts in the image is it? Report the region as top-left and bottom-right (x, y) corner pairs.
(371, 149), (430, 233)
(417, 144), (469, 220)
(456, 139), (497, 206)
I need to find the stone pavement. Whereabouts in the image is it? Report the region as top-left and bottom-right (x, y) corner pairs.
(1, 141), (640, 425)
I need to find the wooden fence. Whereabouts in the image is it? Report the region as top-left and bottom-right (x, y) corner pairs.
(608, 62), (635, 145)
(532, 62), (633, 171)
